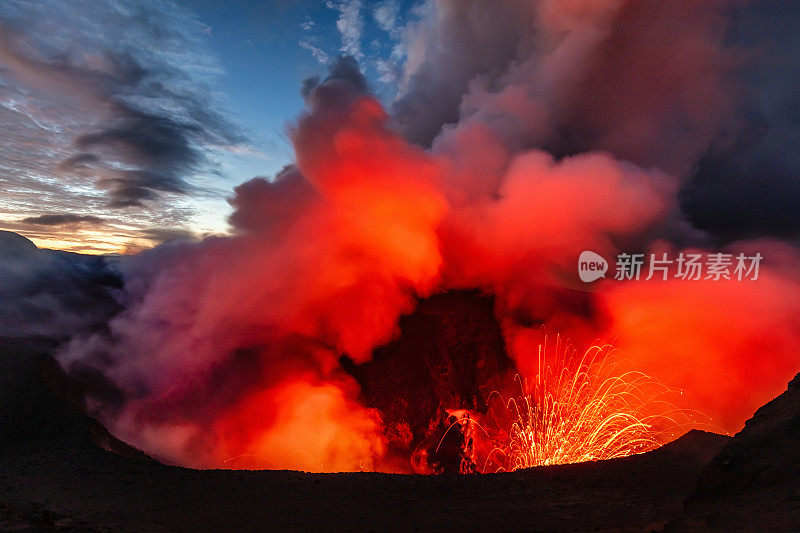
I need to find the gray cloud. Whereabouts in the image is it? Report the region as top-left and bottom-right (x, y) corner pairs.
(681, 0), (800, 239)
(391, 0), (538, 147)
(392, 0), (800, 240)
(139, 227), (198, 245)
(327, 0), (364, 60)
(0, 230), (122, 340)
(0, 0), (245, 244)
(21, 214), (105, 226)
(301, 55), (369, 101)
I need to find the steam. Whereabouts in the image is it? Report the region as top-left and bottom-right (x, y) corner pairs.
(0, 231), (121, 340)
(602, 241), (800, 430)
(47, 0), (800, 471)
(60, 62), (446, 470)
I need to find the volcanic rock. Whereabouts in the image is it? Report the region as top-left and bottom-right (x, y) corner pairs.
(670, 372), (800, 530)
(2, 303), (797, 530)
(10, 335), (794, 532)
(0, 337), (151, 461)
(0, 230), (38, 259)
(342, 290), (515, 452)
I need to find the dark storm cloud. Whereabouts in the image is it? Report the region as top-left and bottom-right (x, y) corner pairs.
(0, 0), (244, 212)
(21, 214), (105, 226)
(139, 227), (198, 244)
(57, 154), (100, 171)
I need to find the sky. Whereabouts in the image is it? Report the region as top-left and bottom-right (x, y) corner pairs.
(2, 1), (800, 255)
(0, 0), (417, 254)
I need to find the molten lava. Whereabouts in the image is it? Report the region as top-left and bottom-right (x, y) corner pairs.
(480, 339), (682, 472)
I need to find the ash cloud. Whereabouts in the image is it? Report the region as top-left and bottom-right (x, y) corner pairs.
(301, 55), (369, 101)
(392, 0), (538, 147)
(59, 61), (441, 470)
(396, 0), (732, 174)
(44, 1), (800, 472)
(681, 0), (800, 239)
(395, 0), (800, 240)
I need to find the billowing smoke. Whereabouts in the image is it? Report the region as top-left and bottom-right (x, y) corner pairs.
(601, 241), (800, 431)
(0, 230), (121, 340)
(48, 2), (800, 471)
(60, 59), (446, 470)
(397, 0), (732, 175)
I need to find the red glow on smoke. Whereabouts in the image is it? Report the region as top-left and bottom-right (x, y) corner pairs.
(213, 379), (386, 472)
(61, 4), (800, 472)
(74, 91), (800, 473)
(601, 259), (800, 433)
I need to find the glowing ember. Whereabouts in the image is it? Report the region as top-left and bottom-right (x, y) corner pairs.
(485, 339), (680, 471)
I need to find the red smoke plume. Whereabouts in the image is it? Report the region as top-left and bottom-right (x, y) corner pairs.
(60, 1), (800, 472)
(600, 242), (800, 431)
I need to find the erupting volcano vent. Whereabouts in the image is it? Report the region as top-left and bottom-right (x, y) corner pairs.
(343, 293), (680, 474)
(483, 341), (679, 471)
(3, 0), (800, 525)
(342, 290), (514, 462)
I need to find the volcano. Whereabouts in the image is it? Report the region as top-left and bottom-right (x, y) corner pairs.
(3, 294), (800, 530)
(4, 332), (800, 530)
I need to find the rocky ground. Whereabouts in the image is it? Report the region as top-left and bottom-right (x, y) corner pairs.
(669, 372), (800, 531)
(1, 337), (798, 531)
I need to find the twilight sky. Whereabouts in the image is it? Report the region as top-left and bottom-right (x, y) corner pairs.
(0, 0), (417, 253)
(2, 1), (800, 254)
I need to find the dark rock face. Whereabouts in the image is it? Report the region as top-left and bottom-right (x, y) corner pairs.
(0, 337), (150, 461)
(673, 372), (800, 530)
(0, 230), (38, 259)
(0, 422), (730, 532)
(343, 290), (515, 453)
(10, 330), (800, 531)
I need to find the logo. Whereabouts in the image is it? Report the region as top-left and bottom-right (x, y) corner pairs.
(578, 251), (608, 283)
